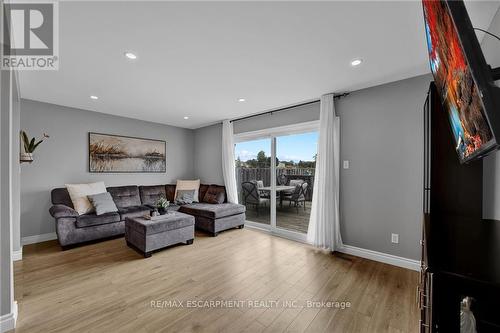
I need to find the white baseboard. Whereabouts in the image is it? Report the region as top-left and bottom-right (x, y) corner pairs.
(21, 232), (57, 246)
(0, 301), (17, 333)
(13, 247), (22, 261)
(336, 244), (420, 271)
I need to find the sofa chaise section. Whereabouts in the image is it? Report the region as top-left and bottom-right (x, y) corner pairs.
(179, 201), (246, 236)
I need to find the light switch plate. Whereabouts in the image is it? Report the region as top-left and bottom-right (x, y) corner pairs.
(343, 160), (349, 169)
(391, 233), (399, 244)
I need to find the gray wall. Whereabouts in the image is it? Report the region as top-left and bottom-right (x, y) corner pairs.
(194, 123), (224, 185)
(233, 101), (320, 134)
(20, 99), (195, 238)
(482, 7), (500, 219)
(337, 74), (430, 260)
(194, 75), (431, 260)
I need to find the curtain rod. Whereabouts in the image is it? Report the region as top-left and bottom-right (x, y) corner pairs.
(230, 92), (350, 123)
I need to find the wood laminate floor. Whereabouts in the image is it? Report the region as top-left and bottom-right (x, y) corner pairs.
(13, 228), (419, 333)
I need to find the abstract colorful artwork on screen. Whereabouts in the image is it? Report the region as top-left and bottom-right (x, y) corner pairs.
(423, 0), (492, 161)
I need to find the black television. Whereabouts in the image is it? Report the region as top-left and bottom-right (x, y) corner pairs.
(422, 0), (500, 163)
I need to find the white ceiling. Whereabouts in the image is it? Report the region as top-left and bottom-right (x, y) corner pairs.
(19, 1), (500, 129)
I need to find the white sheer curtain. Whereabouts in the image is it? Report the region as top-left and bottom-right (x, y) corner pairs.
(221, 120), (239, 204)
(307, 94), (343, 251)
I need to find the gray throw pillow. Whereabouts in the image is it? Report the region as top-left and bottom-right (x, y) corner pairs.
(175, 190), (195, 205)
(87, 192), (118, 216)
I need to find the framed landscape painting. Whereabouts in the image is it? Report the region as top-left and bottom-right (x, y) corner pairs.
(89, 132), (166, 173)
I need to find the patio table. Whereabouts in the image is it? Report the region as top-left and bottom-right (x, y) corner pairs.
(259, 185), (296, 208)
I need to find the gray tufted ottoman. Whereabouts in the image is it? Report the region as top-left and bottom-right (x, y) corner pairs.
(125, 212), (195, 258)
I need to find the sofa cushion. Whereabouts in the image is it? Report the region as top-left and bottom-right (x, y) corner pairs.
(175, 190), (196, 205)
(51, 188), (74, 207)
(143, 204), (180, 212)
(108, 186), (141, 208)
(66, 182), (107, 215)
(76, 212), (121, 228)
(139, 185), (167, 206)
(87, 192), (118, 216)
(175, 180), (200, 202)
(126, 212), (194, 235)
(167, 204), (181, 212)
(118, 205), (151, 220)
(165, 184), (176, 202)
(199, 184), (209, 202)
(202, 185), (226, 204)
(179, 203), (245, 219)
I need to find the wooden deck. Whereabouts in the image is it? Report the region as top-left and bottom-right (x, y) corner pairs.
(245, 201), (311, 234)
(13, 228), (419, 332)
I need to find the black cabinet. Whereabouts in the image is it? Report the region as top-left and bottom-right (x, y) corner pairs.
(421, 83), (500, 332)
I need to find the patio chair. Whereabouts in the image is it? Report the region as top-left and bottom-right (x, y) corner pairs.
(277, 174), (287, 186)
(242, 181), (269, 215)
(283, 182), (308, 213)
(253, 180), (269, 199)
(284, 179), (305, 194)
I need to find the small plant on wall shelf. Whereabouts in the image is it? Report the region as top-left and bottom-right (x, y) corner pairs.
(20, 131), (49, 163)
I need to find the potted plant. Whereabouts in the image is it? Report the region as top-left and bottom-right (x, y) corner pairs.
(156, 197), (170, 215)
(20, 131), (49, 163)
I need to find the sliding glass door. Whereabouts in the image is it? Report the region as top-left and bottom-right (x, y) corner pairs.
(275, 132), (317, 233)
(235, 123), (318, 240)
(235, 138), (271, 227)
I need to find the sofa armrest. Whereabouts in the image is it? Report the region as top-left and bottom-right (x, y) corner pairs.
(50, 204), (79, 219)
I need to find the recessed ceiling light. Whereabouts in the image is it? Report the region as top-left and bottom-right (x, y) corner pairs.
(183, 116), (189, 120)
(238, 98), (246, 102)
(124, 52), (137, 60)
(90, 95), (98, 100)
(350, 58), (363, 67)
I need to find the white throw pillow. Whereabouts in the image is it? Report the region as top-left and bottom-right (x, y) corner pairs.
(175, 179), (200, 202)
(65, 182), (107, 215)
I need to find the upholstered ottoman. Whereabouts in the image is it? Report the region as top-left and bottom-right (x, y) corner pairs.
(125, 212), (194, 258)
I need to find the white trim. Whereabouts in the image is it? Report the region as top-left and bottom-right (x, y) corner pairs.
(336, 244), (420, 271)
(21, 232), (57, 245)
(234, 120), (320, 142)
(245, 222), (270, 232)
(270, 137), (277, 229)
(12, 247), (22, 261)
(270, 228), (308, 244)
(12, 301), (17, 328)
(0, 301), (17, 333)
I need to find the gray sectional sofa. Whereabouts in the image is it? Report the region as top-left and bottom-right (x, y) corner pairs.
(49, 184), (246, 249)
